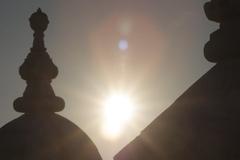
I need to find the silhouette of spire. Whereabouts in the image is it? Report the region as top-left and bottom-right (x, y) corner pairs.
(204, 0), (240, 62)
(0, 9), (102, 160)
(30, 8), (49, 52)
(13, 8), (65, 113)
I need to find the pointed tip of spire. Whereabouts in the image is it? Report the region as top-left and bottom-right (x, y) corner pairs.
(37, 8), (42, 13)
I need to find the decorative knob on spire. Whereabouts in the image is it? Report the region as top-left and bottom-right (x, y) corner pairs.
(204, 0), (240, 63)
(14, 9), (65, 113)
(30, 8), (49, 32)
(29, 8), (49, 52)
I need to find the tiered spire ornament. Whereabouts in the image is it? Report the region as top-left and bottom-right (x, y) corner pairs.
(14, 8), (65, 113)
(204, 0), (240, 62)
(0, 9), (103, 160)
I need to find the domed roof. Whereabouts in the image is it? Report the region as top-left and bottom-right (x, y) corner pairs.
(0, 9), (102, 160)
(0, 114), (102, 160)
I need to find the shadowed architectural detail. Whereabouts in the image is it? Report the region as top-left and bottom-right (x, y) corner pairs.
(114, 0), (240, 159)
(14, 8), (64, 113)
(0, 9), (102, 160)
(204, 0), (240, 62)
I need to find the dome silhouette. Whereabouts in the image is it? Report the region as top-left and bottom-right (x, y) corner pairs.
(0, 114), (102, 160)
(0, 8), (102, 160)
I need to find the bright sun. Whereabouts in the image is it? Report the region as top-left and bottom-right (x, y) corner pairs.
(102, 93), (135, 139)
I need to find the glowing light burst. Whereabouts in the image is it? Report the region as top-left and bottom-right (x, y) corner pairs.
(102, 93), (135, 139)
(118, 39), (128, 51)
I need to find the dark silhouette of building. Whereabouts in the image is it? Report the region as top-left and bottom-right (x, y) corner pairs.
(0, 9), (102, 160)
(115, 0), (240, 159)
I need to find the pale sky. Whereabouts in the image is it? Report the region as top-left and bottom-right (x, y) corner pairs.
(0, 0), (217, 160)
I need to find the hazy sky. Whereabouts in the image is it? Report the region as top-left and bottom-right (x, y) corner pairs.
(0, 0), (217, 159)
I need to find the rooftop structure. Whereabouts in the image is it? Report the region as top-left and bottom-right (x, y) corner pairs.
(0, 9), (102, 160)
(115, 0), (240, 159)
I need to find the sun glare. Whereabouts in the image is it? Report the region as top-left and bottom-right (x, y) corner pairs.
(102, 93), (135, 139)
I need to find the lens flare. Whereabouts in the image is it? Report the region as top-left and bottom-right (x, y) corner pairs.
(118, 39), (128, 51)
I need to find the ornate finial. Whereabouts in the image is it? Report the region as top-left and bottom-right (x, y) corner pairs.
(29, 8), (49, 52)
(30, 8), (49, 32)
(204, 0), (240, 62)
(13, 9), (65, 113)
